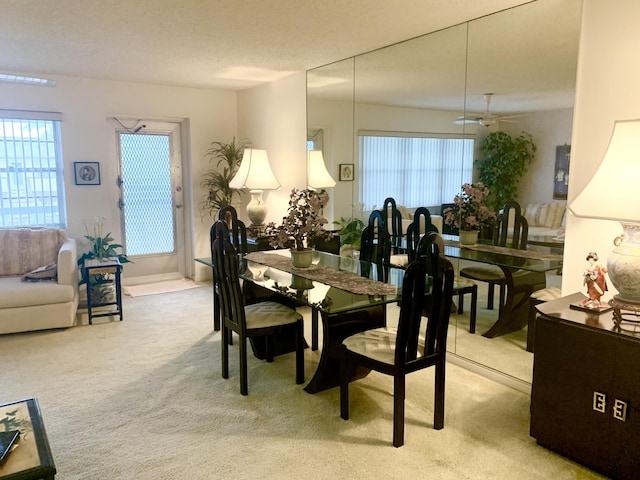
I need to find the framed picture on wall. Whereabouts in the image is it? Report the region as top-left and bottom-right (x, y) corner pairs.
(74, 162), (101, 186)
(339, 163), (354, 181)
(553, 145), (570, 200)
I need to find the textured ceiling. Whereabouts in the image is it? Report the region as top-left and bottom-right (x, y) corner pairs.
(0, 0), (532, 90)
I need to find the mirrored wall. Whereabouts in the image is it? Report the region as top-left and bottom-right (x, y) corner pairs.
(307, 0), (582, 385)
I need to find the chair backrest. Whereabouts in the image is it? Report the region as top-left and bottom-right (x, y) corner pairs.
(382, 197), (403, 253)
(361, 210), (391, 266)
(492, 200), (528, 250)
(405, 232), (454, 361)
(218, 205), (248, 254)
(406, 208), (438, 263)
(211, 220), (247, 335)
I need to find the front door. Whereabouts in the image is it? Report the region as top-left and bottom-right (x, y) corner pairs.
(116, 120), (186, 279)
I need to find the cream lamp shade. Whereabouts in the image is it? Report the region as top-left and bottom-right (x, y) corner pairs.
(307, 150), (336, 189)
(569, 119), (640, 305)
(229, 148), (280, 228)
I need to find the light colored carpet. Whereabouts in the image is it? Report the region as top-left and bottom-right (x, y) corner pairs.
(0, 284), (605, 480)
(122, 278), (200, 297)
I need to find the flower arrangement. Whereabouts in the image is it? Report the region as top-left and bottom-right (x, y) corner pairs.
(443, 182), (496, 231)
(265, 188), (333, 251)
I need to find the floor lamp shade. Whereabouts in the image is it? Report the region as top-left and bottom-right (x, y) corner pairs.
(569, 119), (640, 304)
(229, 148), (280, 227)
(307, 150), (336, 189)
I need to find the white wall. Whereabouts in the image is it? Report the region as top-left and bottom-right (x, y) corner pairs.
(562, 0), (640, 298)
(236, 72), (308, 225)
(502, 108), (574, 205)
(0, 74), (237, 281)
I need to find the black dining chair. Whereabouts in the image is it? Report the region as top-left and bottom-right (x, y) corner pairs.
(339, 231), (455, 447)
(382, 197), (404, 255)
(211, 220), (304, 395)
(210, 206), (249, 333)
(460, 200), (528, 311)
(360, 210), (392, 282)
(394, 210), (478, 333)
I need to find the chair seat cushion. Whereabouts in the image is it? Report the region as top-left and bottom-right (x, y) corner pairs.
(245, 301), (302, 329)
(343, 327), (425, 365)
(453, 276), (476, 290)
(531, 286), (562, 302)
(390, 253), (409, 268)
(460, 265), (505, 282)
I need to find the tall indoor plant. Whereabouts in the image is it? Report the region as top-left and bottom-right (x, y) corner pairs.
(201, 137), (249, 218)
(476, 131), (537, 212)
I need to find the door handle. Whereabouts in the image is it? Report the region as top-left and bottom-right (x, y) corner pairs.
(176, 203), (183, 209)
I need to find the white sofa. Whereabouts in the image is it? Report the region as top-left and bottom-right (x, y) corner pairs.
(522, 202), (566, 237)
(0, 228), (79, 334)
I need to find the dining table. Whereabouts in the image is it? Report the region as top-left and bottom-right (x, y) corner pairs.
(441, 235), (564, 338)
(198, 249), (406, 394)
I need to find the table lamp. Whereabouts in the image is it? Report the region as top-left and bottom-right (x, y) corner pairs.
(229, 148), (280, 229)
(307, 150), (336, 189)
(568, 119), (640, 308)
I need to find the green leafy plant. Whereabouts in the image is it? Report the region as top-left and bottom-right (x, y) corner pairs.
(476, 131), (537, 212)
(333, 216), (365, 248)
(77, 218), (131, 267)
(201, 137), (249, 218)
(77, 218), (131, 304)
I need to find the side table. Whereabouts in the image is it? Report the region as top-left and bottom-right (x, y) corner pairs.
(82, 258), (123, 325)
(0, 398), (56, 480)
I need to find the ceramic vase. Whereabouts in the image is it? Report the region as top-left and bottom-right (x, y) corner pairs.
(459, 230), (479, 246)
(290, 248), (314, 268)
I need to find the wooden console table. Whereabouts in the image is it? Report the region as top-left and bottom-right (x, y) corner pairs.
(531, 292), (640, 479)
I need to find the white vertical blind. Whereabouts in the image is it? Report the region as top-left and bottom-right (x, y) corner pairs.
(359, 132), (474, 209)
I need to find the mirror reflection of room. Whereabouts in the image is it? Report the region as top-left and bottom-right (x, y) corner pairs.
(307, 0), (582, 388)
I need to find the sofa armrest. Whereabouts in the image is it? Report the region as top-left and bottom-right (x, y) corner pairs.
(57, 238), (78, 288)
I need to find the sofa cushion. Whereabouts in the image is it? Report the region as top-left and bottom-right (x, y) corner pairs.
(0, 276), (75, 308)
(524, 203), (565, 229)
(0, 228), (66, 276)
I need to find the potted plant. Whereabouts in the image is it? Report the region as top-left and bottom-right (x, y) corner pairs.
(200, 137), (249, 218)
(78, 218), (131, 305)
(443, 182), (496, 244)
(265, 188), (333, 267)
(333, 216), (365, 256)
(475, 130), (537, 213)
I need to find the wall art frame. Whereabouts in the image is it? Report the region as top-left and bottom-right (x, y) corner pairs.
(339, 163), (354, 181)
(74, 162), (101, 186)
(553, 145), (570, 200)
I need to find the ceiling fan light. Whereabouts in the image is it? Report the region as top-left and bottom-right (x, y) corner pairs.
(479, 117), (497, 127)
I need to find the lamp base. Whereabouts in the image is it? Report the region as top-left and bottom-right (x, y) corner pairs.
(609, 296), (640, 332)
(607, 222), (640, 304)
(246, 189), (267, 229)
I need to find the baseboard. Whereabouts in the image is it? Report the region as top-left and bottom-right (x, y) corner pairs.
(448, 353), (532, 394)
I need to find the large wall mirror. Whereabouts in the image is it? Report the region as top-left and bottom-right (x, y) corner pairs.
(307, 0), (582, 386)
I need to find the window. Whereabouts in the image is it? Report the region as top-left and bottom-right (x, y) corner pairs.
(359, 131), (474, 209)
(0, 110), (66, 228)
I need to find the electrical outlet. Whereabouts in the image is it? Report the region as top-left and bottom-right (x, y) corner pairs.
(593, 391), (607, 413)
(613, 399), (627, 421)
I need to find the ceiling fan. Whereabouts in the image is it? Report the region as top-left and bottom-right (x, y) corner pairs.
(454, 93), (522, 127)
